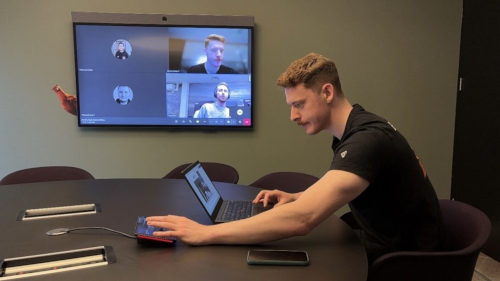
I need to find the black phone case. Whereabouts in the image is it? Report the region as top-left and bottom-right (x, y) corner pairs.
(247, 250), (309, 266)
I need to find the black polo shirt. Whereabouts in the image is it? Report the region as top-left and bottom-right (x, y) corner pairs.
(330, 104), (443, 261)
(186, 63), (238, 74)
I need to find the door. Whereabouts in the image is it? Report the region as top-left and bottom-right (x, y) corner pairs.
(452, 0), (500, 260)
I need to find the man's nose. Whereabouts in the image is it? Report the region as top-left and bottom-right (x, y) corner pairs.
(290, 108), (299, 121)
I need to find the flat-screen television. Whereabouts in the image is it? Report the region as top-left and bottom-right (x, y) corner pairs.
(72, 12), (253, 128)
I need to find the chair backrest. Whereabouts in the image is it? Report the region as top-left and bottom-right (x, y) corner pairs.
(248, 171), (319, 193)
(368, 199), (491, 281)
(0, 166), (95, 185)
(163, 162), (239, 184)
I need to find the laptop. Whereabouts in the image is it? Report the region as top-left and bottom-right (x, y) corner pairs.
(181, 161), (272, 223)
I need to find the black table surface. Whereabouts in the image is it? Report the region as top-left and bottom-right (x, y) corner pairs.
(0, 179), (368, 281)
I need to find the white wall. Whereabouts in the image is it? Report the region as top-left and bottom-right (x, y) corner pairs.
(0, 0), (462, 201)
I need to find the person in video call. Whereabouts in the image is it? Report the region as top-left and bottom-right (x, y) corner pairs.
(147, 53), (443, 263)
(193, 82), (231, 118)
(115, 41), (129, 60)
(114, 85), (133, 105)
(187, 34), (238, 74)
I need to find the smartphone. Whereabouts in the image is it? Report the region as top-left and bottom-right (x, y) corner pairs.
(247, 249), (309, 265)
(135, 216), (176, 244)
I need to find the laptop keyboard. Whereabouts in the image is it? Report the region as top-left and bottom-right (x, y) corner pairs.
(219, 200), (253, 221)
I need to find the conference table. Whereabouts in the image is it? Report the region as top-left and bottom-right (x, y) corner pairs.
(0, 179), (368, 281)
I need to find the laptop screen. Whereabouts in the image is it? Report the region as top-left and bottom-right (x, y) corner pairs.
(183, 162), (221, 216)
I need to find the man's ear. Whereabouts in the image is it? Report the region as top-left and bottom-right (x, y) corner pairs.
(322, 83), (335, 104)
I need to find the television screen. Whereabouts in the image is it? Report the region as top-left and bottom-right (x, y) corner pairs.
(72, 12), (253, 128)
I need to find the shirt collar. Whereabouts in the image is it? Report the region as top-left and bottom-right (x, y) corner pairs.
(331, 104), (364, 151)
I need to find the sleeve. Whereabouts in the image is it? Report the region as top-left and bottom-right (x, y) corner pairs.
(330, 129), (392, 183)
(198, 104), (208, 118)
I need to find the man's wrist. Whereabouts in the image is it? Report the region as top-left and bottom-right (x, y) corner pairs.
(204, 225), (220, 244)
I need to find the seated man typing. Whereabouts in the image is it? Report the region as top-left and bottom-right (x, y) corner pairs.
(147, 53), (443, 263)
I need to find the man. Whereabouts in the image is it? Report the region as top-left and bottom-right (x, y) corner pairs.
(115, 42), (129, 60)
(148, 53), (443, 263)
(114, 85), (133, 105)
(194, 82), (231, 118)
(187, 34), (238, 74)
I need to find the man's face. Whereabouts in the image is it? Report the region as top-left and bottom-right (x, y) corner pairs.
(205, 40), (225, 68)
(118, 87), (129, 100)
(118, 43), (125, 52)
(215, 85), (229, 102)
(285, 84), (330, 135)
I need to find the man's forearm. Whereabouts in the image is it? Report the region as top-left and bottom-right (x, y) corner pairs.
(205, 201), (313, 245)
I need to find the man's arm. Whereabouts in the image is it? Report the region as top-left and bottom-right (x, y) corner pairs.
(147, 169), (369, 245)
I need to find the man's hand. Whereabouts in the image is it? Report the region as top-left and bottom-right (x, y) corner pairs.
(146, 215), (211, 245)
(252, 189), (300, 208)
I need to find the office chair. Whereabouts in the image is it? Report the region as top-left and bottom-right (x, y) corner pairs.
(0, 166), (95, 185)
(163, 162), (239, 184)
(362, 199), (491, 281)
(248, 171), (319, 193)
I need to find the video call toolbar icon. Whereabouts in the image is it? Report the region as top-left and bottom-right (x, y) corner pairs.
(169, 118), (250, 126)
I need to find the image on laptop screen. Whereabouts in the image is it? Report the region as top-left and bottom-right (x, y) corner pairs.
(183, 162), (221, 215)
